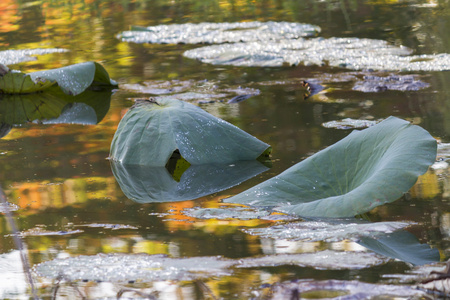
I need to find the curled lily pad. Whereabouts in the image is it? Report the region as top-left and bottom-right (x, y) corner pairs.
(111, 160), (269, 203)
(118, 21), (321, 44)
(29, 61), (117, 96)
(109, 97), (271, 166)
(226, 116), (437, 218)
(184, 38), (450, 71)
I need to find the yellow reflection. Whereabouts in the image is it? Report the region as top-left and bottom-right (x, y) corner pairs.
(410, 169), (441, 199)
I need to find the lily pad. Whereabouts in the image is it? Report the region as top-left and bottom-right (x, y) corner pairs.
(109, 97), (271, 166)
(0, 70), (56, 94)
(226, 116), (437, 218)
(237, 250), (389, 270)
(265, 280), (426, 299)
(243, 220), (412, 242)
(353, 75), (430, 92)
(28, 61), (117, 96)
(321, 118), (380, 129)
(184, 38), (450, 71)
(0, 48), (68, 66)
(183, 206), (271, 220)
(111, 160), (269, 203)
(118, 21), (321, 44)
(34, 253), (235, 283)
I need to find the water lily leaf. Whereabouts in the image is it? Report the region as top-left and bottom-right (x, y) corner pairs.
(226, 116), (437, 218)
(184, 38), (450, 71)
(0, 70), (56, 94)
(321, 118), (381, 129)
(243, 220), (413, 242)
(266, 280), (426, 299)
(111, 160), (269, 203)
(184, 206), (271, 220)
(359, 230), (440, 265)
(29, 61), (117, 96)
(0, 48), (68, 66)
(34, 253), (236, 283)
(109, 97), (271, 166)
(237, 250), (389, 270)
(118, 21), (321, 44)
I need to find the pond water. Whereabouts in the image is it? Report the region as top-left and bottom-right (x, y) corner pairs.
(1, 0), (450, 299)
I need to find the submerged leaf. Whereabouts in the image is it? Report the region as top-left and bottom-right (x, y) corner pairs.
(118, 21), (320, 44)
(111, 160), (269, 203)
(226, 116), (436, 218)
(109, 97), (271, 166)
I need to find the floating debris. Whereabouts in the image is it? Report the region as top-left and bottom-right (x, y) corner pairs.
(321, 118), (381, 129)
(118, 21), (321, 44)
(353, 74), (430, 92)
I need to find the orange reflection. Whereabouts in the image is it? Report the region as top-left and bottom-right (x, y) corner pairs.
(0, 0), (19, 33)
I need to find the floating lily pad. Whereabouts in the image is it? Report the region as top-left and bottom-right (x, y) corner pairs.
(109, 97), (271, 166)
(184, 37), (450, 71)
(265, 280), (426, 299)
(353, 75), (430, 92)
(237, 250), (389, 270)
(0, 70), (56, 94)
(226, 116), (436, 218)
(0, 48), (68, 66)
(243, 220), (412, 242)
(111, 160), (269, 203)
(34, 253), (235, 283)
(184, 206), (271, 220)
(20, 228), (83, 237)
(321, 118), (380, 129)
(118, 21), (321, 44)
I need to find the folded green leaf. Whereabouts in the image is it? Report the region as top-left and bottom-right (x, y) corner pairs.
(226, 116), (437, 218)
(0, 62), (117, 95)
(109, 97), (271, 166)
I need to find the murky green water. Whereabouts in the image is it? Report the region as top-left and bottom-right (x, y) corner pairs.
(1, 0), (450, 299)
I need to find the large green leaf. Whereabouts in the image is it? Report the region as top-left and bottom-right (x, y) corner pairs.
(111, 160), (269, 203)
(0, 62), (117, 96)
(109, 97), (271, 166)
(29, 61), (117, 96)
(226, 116), (437, 218)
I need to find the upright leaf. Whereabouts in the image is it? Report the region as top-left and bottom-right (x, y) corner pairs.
(109, 97), (271, 166)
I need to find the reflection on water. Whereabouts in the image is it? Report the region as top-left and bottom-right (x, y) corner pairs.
(1, 0), (450, 298)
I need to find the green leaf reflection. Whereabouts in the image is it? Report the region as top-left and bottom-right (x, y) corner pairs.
(111, 160), (269, 203)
